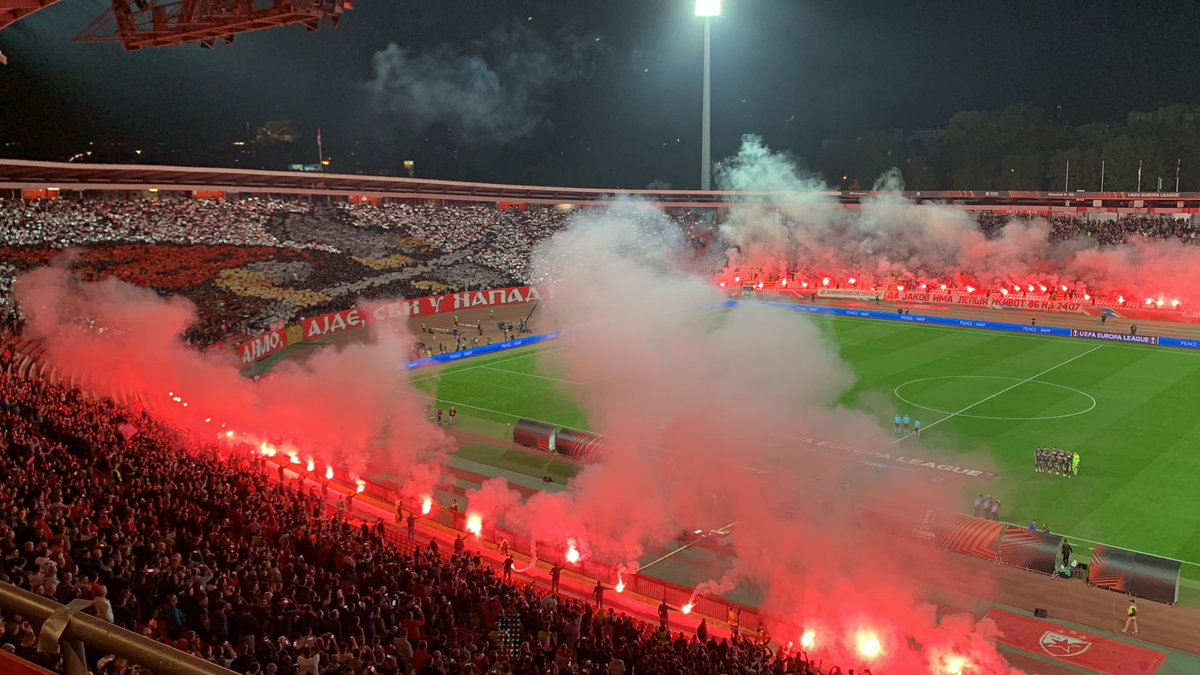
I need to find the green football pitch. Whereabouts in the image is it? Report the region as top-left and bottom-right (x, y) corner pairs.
(406, 312), (1200, 574)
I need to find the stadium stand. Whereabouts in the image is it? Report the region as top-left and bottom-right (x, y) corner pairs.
(0, 196), (1194, 345)
(0, 369), (837, 675)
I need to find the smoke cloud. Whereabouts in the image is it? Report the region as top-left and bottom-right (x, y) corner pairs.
(366, 23), (595, 145)
(717, 134), (1200, 305)
(461, 200), (1019, 672)
(13, 264), (450, 489)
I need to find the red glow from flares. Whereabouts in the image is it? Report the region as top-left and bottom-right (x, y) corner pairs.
(855, 630), (882, 660)
(565, 539), (581, 564)
(224, 430), (234, 439)
(801, 281), (808, 288)
(355, 479), (366, 493)
(734, 276), (740, 282)
(615, 576), (625, 593)
(1000, 288), (1008, 296)
(800, 629), (815, 649)
(940, 283), (947, 290)
(306, 458), (315, 472)
(681, 602), (694, 615)
(965, 285), (975, 293)
(848, 277), (856, 285)
(1061, 284), (1069, 291)
(421, 495), (433, 515)
(919, 283), (927, 290)
(466, 512), (483, 538)
(324, 466), (334, 480)
(780, 278), (787, 287)
(822, 277), (830, 286)
(1118, 295), (1125, 304)
(941, 654), (968, 674)
(289, 453), (301, 464)
(1084, 293), (1091, 300)
(1039, 284), (1047, 292)
(896, 285), (904, 291)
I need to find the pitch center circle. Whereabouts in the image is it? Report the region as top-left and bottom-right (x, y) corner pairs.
(893, 375), (1096, 421)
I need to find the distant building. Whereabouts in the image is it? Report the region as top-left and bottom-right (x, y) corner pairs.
(906, 129), (945, 145)
(1127, 104), (1200, 126)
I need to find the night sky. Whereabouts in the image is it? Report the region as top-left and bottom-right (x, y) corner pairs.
(2, 0), (1199, 187)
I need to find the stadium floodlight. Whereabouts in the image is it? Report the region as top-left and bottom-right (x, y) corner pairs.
(696, 0), (721, 190)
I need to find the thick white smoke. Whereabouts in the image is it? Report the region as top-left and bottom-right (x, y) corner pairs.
(467, 200), (1018, 672)
(365, 23), (595, 144)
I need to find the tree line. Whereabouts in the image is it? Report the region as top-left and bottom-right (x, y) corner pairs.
(815, 104), (1200, 192)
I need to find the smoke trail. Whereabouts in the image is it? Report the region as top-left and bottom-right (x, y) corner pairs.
(13, 264), (450, 486)
(365, 22), (595, 145)
(460, 199), (1020, 671)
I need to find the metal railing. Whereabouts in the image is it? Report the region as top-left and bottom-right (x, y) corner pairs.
(0, 582), (234, 675)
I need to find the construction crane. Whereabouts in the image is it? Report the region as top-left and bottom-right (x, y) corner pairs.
(74, 0), (351, 50)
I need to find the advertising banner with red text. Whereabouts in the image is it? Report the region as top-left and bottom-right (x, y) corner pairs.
(367, 285), (546, 325)
(884, 290), (1083, 312)
(239, 327), (289, 364)
(302, 307), (369, 340)
(816, 288), (881, 301)
(301, 286), (547, 341)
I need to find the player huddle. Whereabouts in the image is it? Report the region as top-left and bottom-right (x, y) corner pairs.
(1036, 447), (1079, 476)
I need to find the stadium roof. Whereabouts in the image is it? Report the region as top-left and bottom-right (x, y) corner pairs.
(0, 0), (61, 32)
(1, 159), (1198, 207)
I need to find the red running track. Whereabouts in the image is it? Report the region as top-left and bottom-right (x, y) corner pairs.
(985, 608), (1165, 675)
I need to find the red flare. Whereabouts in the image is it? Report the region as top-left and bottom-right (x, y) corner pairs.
(466, 513), (483, 538)
(421, 495), (433, 515)
(855, 630), (882, 660)
(324, 466), (334, 480)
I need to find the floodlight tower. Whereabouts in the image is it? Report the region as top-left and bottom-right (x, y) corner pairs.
(695, 0), (721, 191)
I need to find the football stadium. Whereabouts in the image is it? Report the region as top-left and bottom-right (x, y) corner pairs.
(6, 3), (1200, 675)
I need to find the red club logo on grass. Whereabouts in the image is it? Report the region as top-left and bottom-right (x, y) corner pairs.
(1039, 630), (1092, 657)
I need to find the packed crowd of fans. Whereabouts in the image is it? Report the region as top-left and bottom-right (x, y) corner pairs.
(976, 212), (1200, 245)
(0, 362), (843, 674)
(0, 196), (1195, 344)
